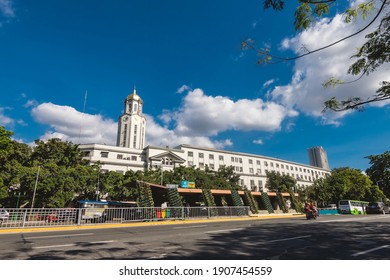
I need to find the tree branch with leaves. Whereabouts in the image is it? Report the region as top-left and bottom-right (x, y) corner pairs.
(245, 0), (389, 111)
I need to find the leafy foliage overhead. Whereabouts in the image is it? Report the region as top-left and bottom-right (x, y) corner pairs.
(248, 0), (390, 111)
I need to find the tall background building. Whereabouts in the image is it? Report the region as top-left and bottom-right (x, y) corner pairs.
(308, 146), (330, 170)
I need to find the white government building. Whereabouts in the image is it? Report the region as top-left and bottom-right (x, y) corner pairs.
(79, 89), (331, 192)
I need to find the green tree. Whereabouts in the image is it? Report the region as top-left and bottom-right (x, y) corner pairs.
(31, 138), (87, 168)
(306, 167), (381, 204)
(246, 0), (389, 111)
(265, 170), (297, 192)
(305, 178), (332, 207)
(0, 127), (33, 206)
(366, 151), (390, 198)
(0, 126), (13, 160)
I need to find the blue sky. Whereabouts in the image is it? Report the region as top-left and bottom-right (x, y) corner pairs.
(0, 0), (389, 171)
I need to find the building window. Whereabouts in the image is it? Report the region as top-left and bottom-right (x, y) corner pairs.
(249, 159), (253, 164)
(188, 151), (193, 157)
(188, 161), (193, 166)
(264, 161), (268, 167)
(133, 136), (137, 148)
(250, 180), (255, 186)
(231, 157), (234, 162)
(117, 154), (123, 160)
(270, 162), (274, 167)
(210, 164), (215, 170)
(257, 169), (261, 174)
(199, 163), (205, 169)
(249, 168), (254, 174)
(219, 155), (224, 161)
(123, 124), (127, 144)
(101, 152), (109, 158)
(199, 153), (204, 158)
(257, 160), (261, 165)
(134, 124), (138, 134)
(82, 151), (91, 157)
(131, 156), (137, 161)
(239, 158), (242, 163)
(209, 154), (214, 159)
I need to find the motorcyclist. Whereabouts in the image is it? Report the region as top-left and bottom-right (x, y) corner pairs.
(304, 201), (318, 219)
(310, 202), (319, 217)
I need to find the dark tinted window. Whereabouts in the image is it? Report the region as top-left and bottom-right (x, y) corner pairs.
(368, 202), (380, 206)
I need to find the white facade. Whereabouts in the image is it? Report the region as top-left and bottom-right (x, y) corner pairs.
(80, 143), (145, 172)
(79, 90), (331, 192)
(80, 143), (330, 191)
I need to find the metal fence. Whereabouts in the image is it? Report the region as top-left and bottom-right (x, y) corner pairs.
(0, 206), (250, 229)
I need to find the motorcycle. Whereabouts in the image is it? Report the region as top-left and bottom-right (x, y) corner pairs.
(305, 210), (319, 220)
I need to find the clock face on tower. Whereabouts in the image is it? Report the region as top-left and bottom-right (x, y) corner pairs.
(122, 116), (129, 122)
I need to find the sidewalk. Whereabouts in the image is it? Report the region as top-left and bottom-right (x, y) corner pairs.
(0, 213), (304, 234)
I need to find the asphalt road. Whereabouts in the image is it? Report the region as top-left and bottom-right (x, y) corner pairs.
(1, 214), (390, 260)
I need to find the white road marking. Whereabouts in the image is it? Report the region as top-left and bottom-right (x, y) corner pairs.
(205, 228), (244, 234)
(268, 235), (312, 243)
(318, 215), (390, 223)
(174, 225), (207, 229)
(351, 245), (390, 257)
(24, 233), (94, 240)
(32, 240), (116, 249)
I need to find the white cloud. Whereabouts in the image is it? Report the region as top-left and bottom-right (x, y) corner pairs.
(145, 114), (234, 149)
(268, 5), (390, 124)
(177, 85), (192, 94)
(31, 103), (117, 145)
(0, 107), (13, 126)
(171, 88), (298, 136)
(0, 0), (15, 18)
(23, 99), (39, 108)
(253, 139), (264, 145)
(263, 79), (276, 88)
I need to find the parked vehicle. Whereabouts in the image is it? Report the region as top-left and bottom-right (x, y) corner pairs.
(327, 204), (337, 209)
(366, 202), (390, 214)
(57, 209), (77, 222)
(0, 209), (10, 221)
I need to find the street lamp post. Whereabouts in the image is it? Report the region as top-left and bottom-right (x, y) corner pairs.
(96, 170), (100, 201)
(160, 164), (164, 186)
(31, 165), (40, 209)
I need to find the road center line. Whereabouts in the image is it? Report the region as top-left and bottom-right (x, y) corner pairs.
(268, 235), (312, 243)
(351, 245), (390, 257)
(24, 233), (94, 240)
(32, 240), (116, 249)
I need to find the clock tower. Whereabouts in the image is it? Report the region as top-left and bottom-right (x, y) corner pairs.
(116, 88), (146, 149)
